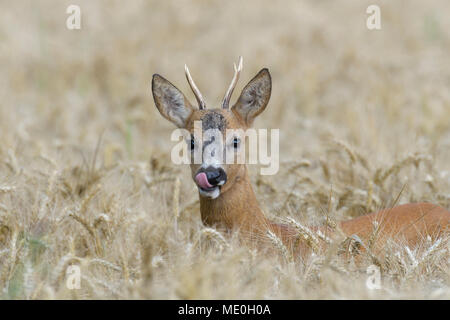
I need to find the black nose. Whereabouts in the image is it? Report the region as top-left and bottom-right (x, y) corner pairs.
(203, 167), (227, 186)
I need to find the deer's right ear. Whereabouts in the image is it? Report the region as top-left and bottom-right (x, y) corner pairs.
(152, 74), (194, 128)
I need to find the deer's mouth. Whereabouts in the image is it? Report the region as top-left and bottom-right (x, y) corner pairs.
(195, 172), (214, 189)
(197, 185), (221, 199)
(195, 172), (222, 199)
(198, 185), (217, 192)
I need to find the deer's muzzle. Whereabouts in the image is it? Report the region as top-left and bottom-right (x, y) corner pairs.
(195, 167), (227, 190)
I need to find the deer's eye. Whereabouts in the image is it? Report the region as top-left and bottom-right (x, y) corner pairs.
(233, 138), (240, 149)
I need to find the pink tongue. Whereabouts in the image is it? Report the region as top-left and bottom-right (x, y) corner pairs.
(195, 172), (213, 189)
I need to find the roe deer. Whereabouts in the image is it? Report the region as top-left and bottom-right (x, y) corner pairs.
(151, 57), (450, 259)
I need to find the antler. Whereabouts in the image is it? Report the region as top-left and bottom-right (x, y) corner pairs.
(185, 64), (206, 110)
(222, 56), (243, 109)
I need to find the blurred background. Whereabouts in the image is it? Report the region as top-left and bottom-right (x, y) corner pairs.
(1, 0), (449, 160)
(0, 0), (449, 299)
(2, 0), (449, 214)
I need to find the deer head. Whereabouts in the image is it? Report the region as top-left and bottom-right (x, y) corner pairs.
(151, 57), (271, 200)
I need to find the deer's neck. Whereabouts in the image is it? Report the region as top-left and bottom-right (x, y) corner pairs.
(199, 166), (299, 248)
(200, 166), (265, 232)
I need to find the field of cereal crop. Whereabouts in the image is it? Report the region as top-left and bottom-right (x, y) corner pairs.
(0, 0), (449, 299)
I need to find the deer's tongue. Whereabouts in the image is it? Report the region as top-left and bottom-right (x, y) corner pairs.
(195, 172), (213, 189)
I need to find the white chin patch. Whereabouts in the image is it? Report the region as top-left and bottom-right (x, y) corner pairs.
(198, 187), (220, 199)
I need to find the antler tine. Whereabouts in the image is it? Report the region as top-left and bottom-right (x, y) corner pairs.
(185, 64), (206, 110)
(222, 56), (243, 109)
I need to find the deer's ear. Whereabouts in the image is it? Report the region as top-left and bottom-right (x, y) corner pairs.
(152, 74), (194, 128)
(232, 68), (271, 126)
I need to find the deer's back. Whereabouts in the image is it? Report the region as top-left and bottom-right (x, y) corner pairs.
(339, 202), (450, 249)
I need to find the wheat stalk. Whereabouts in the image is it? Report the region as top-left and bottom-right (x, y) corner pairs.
(266, 230), (292, 262)
(89, 258), (122, 272)
(285, 217), (320, 252)
(80, 183), (101, 215)
(418, 238), (443, 265)
(23, 254), (34, 300)
(201, 227), (229, 248)
(367, 220), (381, 251)
(172, 177), (181, 235)
(68, 212), (103, 256)
(374, 153), (431, 186)
(0, 186), (15, 193)
(193, 227), (230, 252)
(333, 139), (356, 163)
(0, 228), (18, 285)
(405, 246), (419, 270)
(173, 177), (180, 220)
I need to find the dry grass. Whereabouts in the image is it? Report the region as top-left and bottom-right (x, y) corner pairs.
(0, 0), (449, 299)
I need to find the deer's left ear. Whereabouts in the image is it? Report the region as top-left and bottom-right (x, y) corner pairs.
(232, 68), (271, 126)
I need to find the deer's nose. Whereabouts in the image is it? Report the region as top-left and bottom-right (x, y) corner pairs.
(203, 167), (227, 187)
